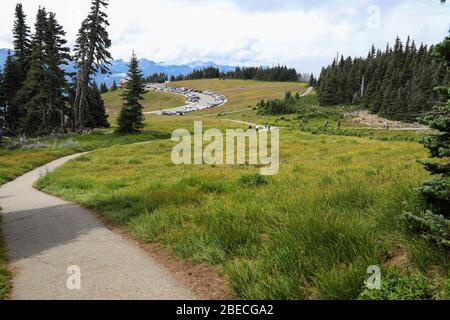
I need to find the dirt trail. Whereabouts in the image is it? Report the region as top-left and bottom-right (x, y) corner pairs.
(350, 110), (430, 131)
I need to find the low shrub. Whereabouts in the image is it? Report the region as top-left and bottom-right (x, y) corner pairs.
(359, 269), (435, 300)
(239, 174), (268, 187)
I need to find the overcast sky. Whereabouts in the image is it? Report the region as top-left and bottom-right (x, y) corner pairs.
(0, 0), (449, 74)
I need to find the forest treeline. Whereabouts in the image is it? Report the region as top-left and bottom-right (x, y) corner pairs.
(0, 1), (112, 136)
(145, 73), (168, 84)
(317, 37), (448, 121)
(171, 65), (300, 82)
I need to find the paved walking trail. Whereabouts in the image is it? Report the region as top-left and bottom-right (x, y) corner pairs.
(300, 87), (314, 97)
(0, 153), (196, 300)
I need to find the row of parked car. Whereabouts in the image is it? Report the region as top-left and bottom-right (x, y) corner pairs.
(144, 83), (226, 116)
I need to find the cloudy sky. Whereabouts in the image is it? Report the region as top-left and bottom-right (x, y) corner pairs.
(0, 0), (449, 74)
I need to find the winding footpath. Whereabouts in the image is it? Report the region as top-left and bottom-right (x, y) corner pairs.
(0, 152), (195, 300)
(300, 86), (314, 97)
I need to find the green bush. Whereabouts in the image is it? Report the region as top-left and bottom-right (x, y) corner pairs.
(257, 91), (298, 115)
(404, 32), (450, 252)
(200, 181), (226, 194)
(257, 92), (319, 116)
(239, 174), (268, 187)
(439, 277), (450, 299)
(403, 211), (450, 248)
(359, 270), (435, 300)
(415, 179), (450, 218)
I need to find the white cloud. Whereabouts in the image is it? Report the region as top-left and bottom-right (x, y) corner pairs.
(0, 0), (448, 74)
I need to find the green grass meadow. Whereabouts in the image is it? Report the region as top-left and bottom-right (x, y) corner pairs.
(170, 79), (308, 115)
(36, 129), (450, 299)
(1, 79), (449, 300)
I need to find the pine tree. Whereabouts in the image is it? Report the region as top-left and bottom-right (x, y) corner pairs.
(317, 36), (446, 121)
(1, 52), (21, 132)
(15, 8), (70, 135)
(73, 0), (112, 131)
(16, 7), (48, 134)
(111, 80), (118, 91)
(0, 70), (6, 130)
(1, 4), (32, 133)
(43, 12), (71, 131)
(403, 29), (450, 247)
(117, 52), (145, 133)
(12, 3), (31, 85)
(0, 71), (4, 102)
(99, 82), (109, 94)
(308, 74), (315, 87)
(86, 81), (110, 128)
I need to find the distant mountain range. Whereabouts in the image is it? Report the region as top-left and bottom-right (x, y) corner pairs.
(0, 48), (236, 87)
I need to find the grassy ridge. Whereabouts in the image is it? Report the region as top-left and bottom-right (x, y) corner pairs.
(36, 130), (450, 299)
(170, 79), (308, 115)
(0, 130), (170, 186)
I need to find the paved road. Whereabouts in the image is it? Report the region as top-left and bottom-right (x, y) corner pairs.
(0, 153), (195, 300)
(300, 87), (313, 97)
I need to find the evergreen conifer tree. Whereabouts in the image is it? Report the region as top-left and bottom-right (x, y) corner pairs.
(0, 70), (5, 129)
(43, 12), (71, 131)
(12, 3), (31, 85)
(403, 30), (450, 248)
(86, 81), (110, 128)
(99, 82), (109, 94)
(117, 52), (145, 133)
(1, 52), (22, 132)
(16, 7), (48, 134)
(1, 4), (32, 133)
(73, 0), (112, 131)
(16, 8), (70, 134)
(111, 80), (118, 91)
(317, 36), (446, 121)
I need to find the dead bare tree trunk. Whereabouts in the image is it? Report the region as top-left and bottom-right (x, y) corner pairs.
(360, 75), (365, 98)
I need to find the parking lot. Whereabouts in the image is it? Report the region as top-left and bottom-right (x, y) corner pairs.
(144, 83), (227, 116)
